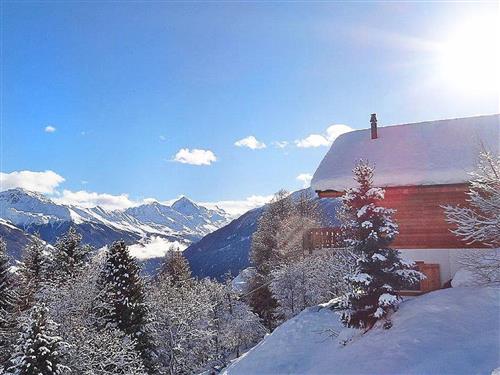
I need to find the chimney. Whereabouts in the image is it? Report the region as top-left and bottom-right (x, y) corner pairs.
(370, 113), (378, 139)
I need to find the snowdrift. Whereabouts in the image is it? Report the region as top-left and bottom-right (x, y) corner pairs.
(223, 287), (500, 375)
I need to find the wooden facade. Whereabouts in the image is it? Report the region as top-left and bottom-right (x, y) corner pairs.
(303, 228), (443, 294)
(317, 183), (489, 249)
(310, 182), (487, 294)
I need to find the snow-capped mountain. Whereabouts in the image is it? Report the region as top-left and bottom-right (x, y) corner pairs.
(125, 197), (229, 239)
(0, 188), (232, 259)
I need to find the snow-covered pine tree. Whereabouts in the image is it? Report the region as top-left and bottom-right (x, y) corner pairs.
(5, 304), (70, 375)
(0, 239), (17, 365)
(45, 252), (147, 374)
(18, 234), (48, 311)
(444, 150), (500, 247)
(340, 160), (423, 329)
(158, 245), (192, 285)
(51, 227), (92, 281)
(96, 240), (158, 374)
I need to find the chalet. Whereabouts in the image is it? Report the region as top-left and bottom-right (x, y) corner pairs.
(310, 113), (499, 293)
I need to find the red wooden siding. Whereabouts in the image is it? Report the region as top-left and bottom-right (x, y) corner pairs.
(318, 183), (489, 249)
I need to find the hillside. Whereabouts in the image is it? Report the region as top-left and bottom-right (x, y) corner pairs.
(0, 218), (33, 261)
(184, 192), (342, 280)
(223, 286), (500, 375)
(184, 207), (264, 280)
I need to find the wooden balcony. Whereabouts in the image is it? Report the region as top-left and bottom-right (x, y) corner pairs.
(303, 227), (343, 253)
(304, 227), (442, 294)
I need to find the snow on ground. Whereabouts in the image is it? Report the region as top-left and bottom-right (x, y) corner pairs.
(223, 286), (500, 375)
(232, 267), (256, 294)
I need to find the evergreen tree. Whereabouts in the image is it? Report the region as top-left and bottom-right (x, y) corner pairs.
(248, 190), (293, 329)
(18, 234), (48, 311)
(158, 245), (191, 285)
(45, 253), (147, 374)
(0, 239), (17, 366)
(5, 304), (70, 375)
(51, 227), (92, 281)
(96, 240), (157, 373)
(340, 161), (423, 329)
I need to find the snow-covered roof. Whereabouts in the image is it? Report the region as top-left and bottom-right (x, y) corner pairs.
(311, 114), (500, 192)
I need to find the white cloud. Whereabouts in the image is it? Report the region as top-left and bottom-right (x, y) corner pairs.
(325, 124), (353, 142)
(44, 125), (56, 133)
(234, 136), (266, 150)
(272, 141), (289, 149)
(55, 190), (137, 210)
(202, 194), (273, 217)
(296, 173), (313, 188)
(173, 148), (217, 166)
(129, 236), (188, 260)
(0, 170), (65, 194)
(295, 134), (330, 148)
(295, 124), (352, 148)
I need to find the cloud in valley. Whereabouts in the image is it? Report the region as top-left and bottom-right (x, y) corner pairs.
(173, 148), (217, 166)
(0, 170), (65, 194)
(234, 136), (266, 150)
(44, 125), (56, 133)
(295, 124), (352, 148)
(296, 173), (313, 188)
(129, 237), (187, 260)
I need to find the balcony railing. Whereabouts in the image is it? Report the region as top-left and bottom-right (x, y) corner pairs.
(303, 227), (344, 253)
(303, 228), (441, 294)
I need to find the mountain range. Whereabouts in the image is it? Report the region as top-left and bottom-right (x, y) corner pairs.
(0, 188), (231, 260)
(0, 188), (341, 280)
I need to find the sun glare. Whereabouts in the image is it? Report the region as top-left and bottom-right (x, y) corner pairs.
(436, 15), (499, 94)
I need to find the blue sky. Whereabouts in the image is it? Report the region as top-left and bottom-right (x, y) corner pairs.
(1, 1), (498, 214)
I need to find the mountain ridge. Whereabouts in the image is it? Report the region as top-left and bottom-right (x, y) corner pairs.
(0, 188), (232, 261)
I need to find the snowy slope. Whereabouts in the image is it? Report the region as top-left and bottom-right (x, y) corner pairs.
(0, 218), (33, 261)
(224, 286), (500, 375)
